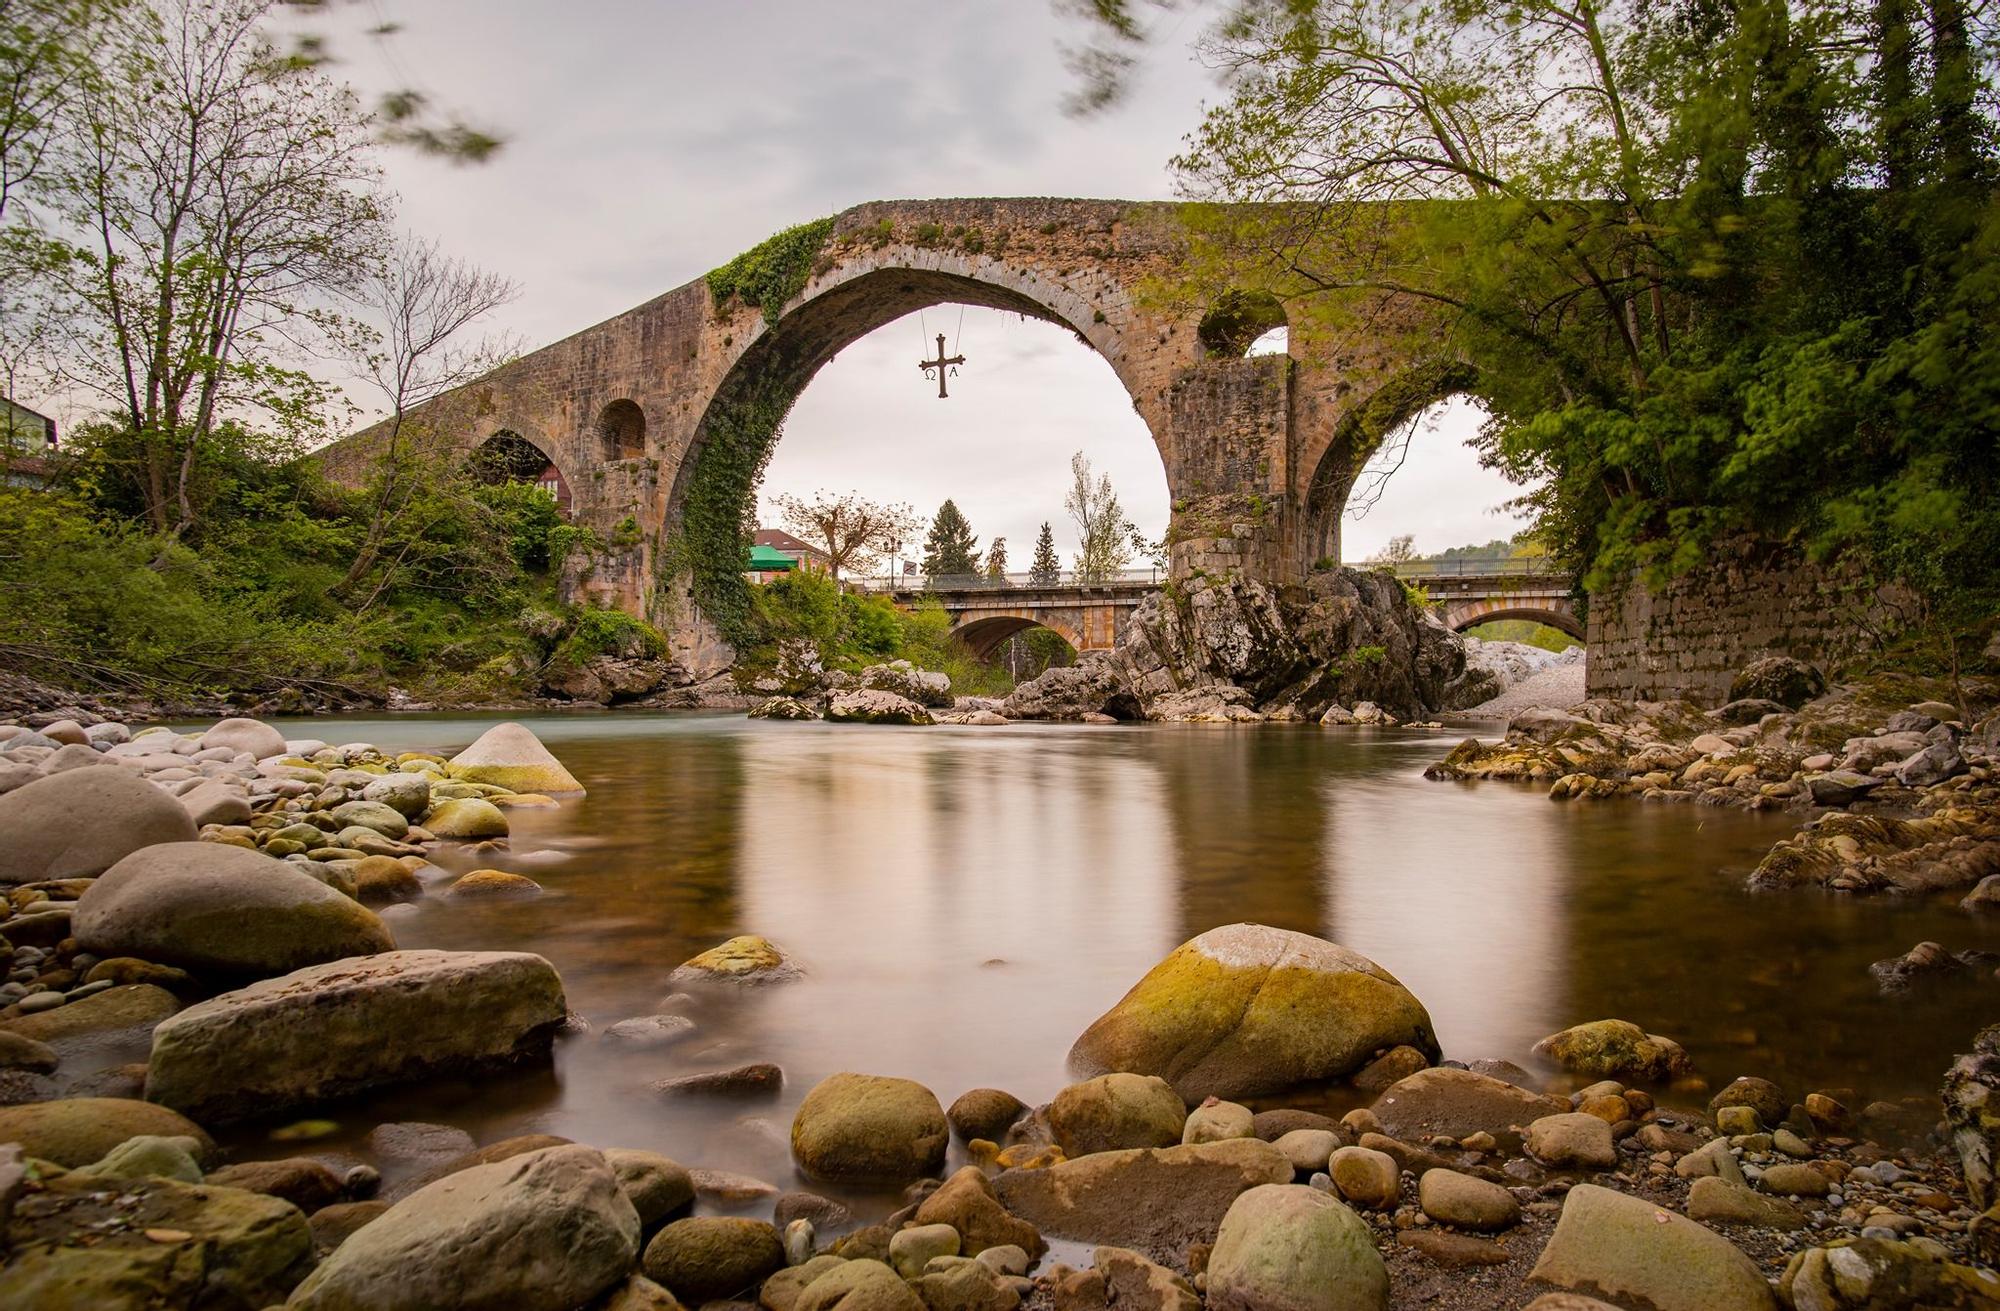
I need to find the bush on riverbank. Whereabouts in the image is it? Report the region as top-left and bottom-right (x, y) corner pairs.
(0, 424), (637, 707)
(741, 570), (1014, 696)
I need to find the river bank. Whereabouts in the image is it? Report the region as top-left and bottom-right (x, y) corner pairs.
(1, 704), (1998, 1307)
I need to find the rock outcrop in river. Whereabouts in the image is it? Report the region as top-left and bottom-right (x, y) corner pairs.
(1004, 567), (1491, 723)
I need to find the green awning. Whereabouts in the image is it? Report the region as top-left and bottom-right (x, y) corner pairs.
(747, 545), (797, 570)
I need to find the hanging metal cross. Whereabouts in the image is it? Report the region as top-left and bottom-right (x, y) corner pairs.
(918, 332), (965, 399)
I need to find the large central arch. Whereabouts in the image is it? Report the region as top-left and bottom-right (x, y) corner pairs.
(673, 254), (1178, 632)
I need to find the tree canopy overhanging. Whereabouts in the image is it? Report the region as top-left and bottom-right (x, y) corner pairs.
(1077, 0), (2000, 637)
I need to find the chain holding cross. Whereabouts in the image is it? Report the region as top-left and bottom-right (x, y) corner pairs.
(918, 332), (965, 399)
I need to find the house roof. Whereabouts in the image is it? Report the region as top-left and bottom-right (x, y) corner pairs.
(754, 528), (827, 559)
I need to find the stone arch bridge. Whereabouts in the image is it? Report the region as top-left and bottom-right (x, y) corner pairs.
(864, 561), (1577, 657)
(318, 197), (1497, 656)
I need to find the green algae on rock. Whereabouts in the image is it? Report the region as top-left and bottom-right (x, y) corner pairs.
(1068, 923), (1438, 1102)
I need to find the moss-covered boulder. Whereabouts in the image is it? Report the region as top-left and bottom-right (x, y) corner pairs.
(72, 842), (393, 981)
(447, 722), (585, 796)
(670, 934), (799, 985)
(641, 1215), (783, 1303)
(0, 1171), (313, 1310)
(791, 1072), (948, 1182)
(422, 797), (510, 839)
(1532, 1019), (1694, 1083)
(1049, 1073), (1186, 1156)
(1068, 924), (1438, 1102)
(0, 1097), (213, 1167)
(1206, 1183), (1389, 1311)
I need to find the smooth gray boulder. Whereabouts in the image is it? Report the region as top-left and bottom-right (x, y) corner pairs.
(201, 717), (286, 760)
(287, 1144), (638, 1310)
(73, 842), (393, 980)
(0, 765), (197, 882)
(147, 949), (566, 1123)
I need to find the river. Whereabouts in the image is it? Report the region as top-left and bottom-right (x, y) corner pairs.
(239, 710), (2000, 1200)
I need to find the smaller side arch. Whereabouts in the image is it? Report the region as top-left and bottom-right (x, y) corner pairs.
(468, 428), (573, 516)
(597, 399), (646, 461)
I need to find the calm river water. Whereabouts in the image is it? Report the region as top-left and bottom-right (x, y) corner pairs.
(243, 711), (2000, 1194)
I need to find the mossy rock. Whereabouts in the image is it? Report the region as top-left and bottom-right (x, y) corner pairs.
(1532, 1019), (1694, 1083)
(0, 1096), (213, 1167)
(446, 722), (584, 796)
(791, 1072), (948, 1182)
(1069, 924), (1438, 1102)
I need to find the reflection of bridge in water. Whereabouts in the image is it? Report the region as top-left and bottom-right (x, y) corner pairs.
(851, 557), (1578, 655)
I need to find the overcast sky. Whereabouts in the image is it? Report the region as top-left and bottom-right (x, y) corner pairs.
(295, 0), (1527, 562)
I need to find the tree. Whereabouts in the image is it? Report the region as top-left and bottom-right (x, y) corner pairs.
(1028, 521), (1061, 586)
(1368, 534), (1415, 566)
(1069, 0), (2000, 628)
(337, 233), (520, 607)
(1065, 451), (1132, 583)
(922, 498), (979, 578)
(32, 0), (386, 537)
(773, 490), (921, 588)
(984, 536), (1008, 582)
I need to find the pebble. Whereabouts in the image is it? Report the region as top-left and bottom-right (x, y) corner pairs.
(17, 991), (65, 1014)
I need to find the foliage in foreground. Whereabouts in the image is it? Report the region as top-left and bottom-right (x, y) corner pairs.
(0, 424), (650, 704)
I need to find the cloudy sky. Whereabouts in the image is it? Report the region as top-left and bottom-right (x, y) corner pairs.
(297, 0), (1527, 563)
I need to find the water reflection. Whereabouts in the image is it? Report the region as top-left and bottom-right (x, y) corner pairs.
(244, 711), (2000, 1194)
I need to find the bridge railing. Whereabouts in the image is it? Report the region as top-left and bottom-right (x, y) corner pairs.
(849, 568), (1164, 593)
(1343, 555), (1566, 579)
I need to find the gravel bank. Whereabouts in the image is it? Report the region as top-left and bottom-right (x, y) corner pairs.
(1461, 659), (1587, 719)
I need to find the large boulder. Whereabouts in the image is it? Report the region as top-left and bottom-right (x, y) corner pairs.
(73, 842), (394, 980)
(0, 1171), (313, 1310)
(1370, 1067), (1568, 1150)
(1068, 924), (1438, 1102)
(993, 1137), (1292, 1251)
(1528, 1183), (1777, 1311)
(146, 949), (566, 1123)
(0, 1096), (213, 1167)
(1945, 1022), (2000, 1210)
(287, 1145), (639, 1310)
(446, 721), (585, 795)
(1002, 657), (1136, 721)
(827, 689), (935, 725)
(0, 766), (198, 883)
(202, 717), (287, 759)
(791, 1072), (948, 1182)
(1729, 657), (1825, 709)
(860, 661), (953, 708)
(1206, 1183), (1389, 1311)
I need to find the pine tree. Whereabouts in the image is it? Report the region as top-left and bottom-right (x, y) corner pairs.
(1028, 521), (1061, 586)
(984, 536), (1008, 581)
(921, 499), (979, 578)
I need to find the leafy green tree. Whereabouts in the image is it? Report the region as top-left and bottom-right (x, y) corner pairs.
(29, 0), (386, 538)
(922, 498), (980, 578)
(1065, 452), (1132, 583)
(1028, 521), (1061, 585)
(1070, 0), (2000, 653)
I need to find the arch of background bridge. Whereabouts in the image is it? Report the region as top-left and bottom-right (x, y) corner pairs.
(950, 612), (1084, 659)
(1445, 598), (1584, 640)
(1297, 359), (1479, 569)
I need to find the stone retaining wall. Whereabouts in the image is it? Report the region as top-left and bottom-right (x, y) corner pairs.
(1587, 542), (1913, 704)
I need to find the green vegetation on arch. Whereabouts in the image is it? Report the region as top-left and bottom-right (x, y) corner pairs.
(707, 218), (836, 325)
(680, 383), (791, 646)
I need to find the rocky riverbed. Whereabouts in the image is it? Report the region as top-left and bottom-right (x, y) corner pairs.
(0, 702), (1998, 1308)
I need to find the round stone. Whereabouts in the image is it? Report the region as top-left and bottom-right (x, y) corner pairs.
(791, 1072), (948, 1182)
